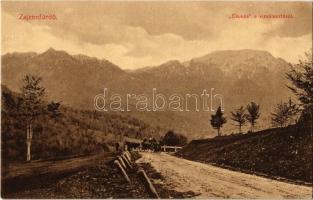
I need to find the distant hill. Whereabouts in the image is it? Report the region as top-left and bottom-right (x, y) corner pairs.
(2, 48), (127, 108)
(176, 125), (312, 184)
(2, 48), (293, 138)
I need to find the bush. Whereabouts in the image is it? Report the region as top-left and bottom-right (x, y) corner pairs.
(162, 130), (187, 146)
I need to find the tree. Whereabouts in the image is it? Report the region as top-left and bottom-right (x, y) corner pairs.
(20, 75), (46, 161)
(162, 130), (187, 146)
(210, 106), (227, 136)
(271, 99), (299, 127)
(287, 51), (313, 109)
(19, 74), (61, 161)
(246, 102), (260, 132)
(230, 106), (247, 133)
(271, 103), (289, 127)
(286, 51), (313, 132)
(47, 101), (62, 120)
(2, 86), (23, 166)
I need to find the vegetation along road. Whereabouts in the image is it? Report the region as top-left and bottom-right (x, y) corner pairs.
(137, 152), (312, 198)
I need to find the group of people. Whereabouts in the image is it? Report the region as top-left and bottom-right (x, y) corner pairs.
(115, 137), (163, 152)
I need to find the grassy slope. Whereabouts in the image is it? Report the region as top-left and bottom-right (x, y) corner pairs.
(1, 85), (162, 163)
(177, 126), (312, 183)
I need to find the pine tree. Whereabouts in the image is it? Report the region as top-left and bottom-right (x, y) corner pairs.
(287, 51), (313, 109)
(271, 99), (299, 127)
(210, 106), (227, 136)
(230, 106), (247, 133)
(246, 102), (260, 132)
(286, 51), (313, 132)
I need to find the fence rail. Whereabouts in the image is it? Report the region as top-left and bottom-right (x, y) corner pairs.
(160, 145), (182, 152)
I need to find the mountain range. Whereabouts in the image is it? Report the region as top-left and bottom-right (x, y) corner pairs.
(2, 48), (293, 138)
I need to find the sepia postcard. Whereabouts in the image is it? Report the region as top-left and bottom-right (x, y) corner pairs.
(1, 1), (312, 199)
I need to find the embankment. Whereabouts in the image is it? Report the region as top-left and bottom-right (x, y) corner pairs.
(177, 125), (312, 184)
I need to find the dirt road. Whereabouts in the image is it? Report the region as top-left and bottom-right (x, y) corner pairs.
(2, 152), (115, 194)
(137, 152), (312, 198)
(3, 152), (114, 180)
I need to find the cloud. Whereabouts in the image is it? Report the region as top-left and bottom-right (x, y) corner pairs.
(2, 2), (312, 69)
(262, 34), (312, 63)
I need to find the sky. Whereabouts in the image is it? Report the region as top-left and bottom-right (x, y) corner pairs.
(2, 2), (312, 69)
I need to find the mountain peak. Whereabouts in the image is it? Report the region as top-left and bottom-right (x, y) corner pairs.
(39, 48), (72, 58)
(188, 49), (286, 74)
(159, 60), (183, 68)
(46, 47), (57, 52)
(195, 49), (275, 62)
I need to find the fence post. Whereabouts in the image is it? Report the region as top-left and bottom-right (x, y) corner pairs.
(138, 168), (160, 198)
(114, 160), (131, 183)
(122, 154), (133, 169)
(124, 151), (132, 162)
(117, 156), (128, 171)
